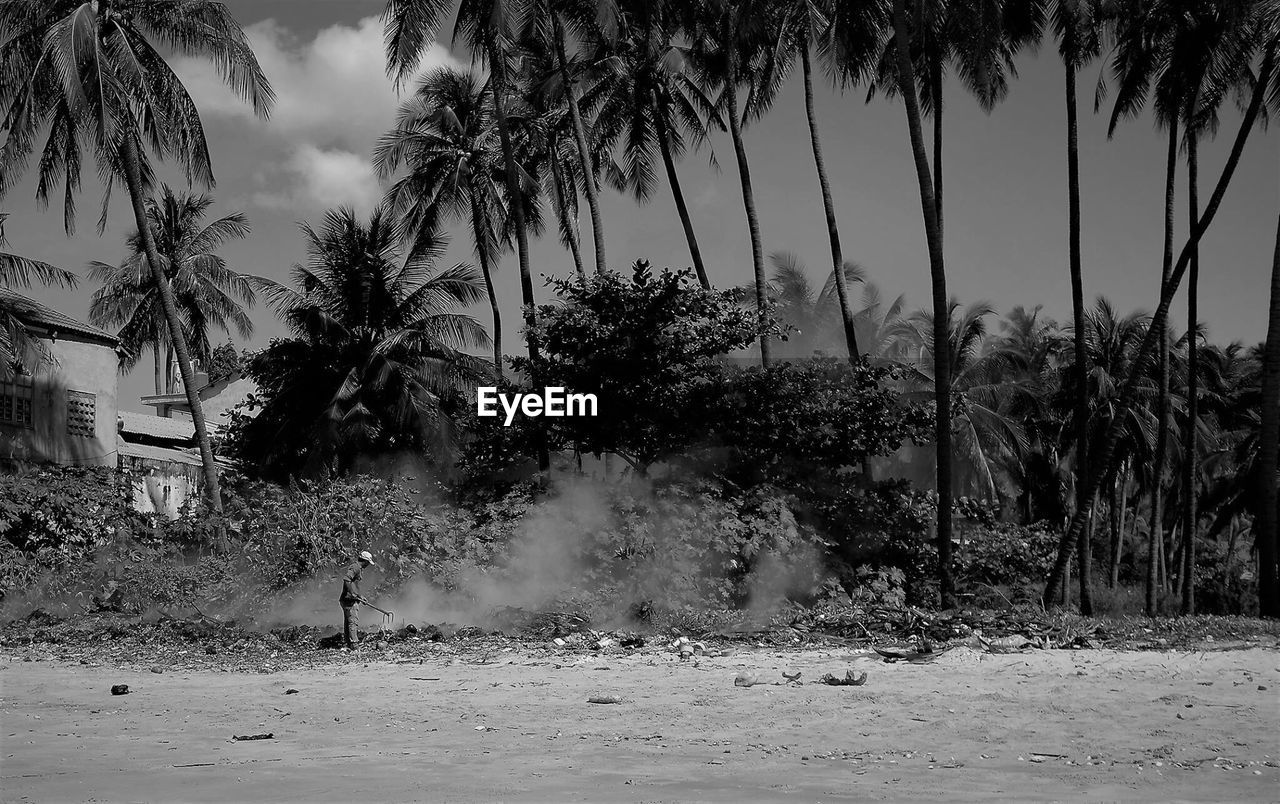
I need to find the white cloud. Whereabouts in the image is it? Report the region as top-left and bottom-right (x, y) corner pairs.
(251, 145), (381, 214)
(176, 16), (465, 212)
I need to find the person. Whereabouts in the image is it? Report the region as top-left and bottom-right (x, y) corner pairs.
(339, 550), (376, 651)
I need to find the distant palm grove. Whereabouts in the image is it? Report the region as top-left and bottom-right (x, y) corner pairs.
(1, 0), (1277, 619)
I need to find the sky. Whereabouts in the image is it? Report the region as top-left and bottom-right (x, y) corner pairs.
(3, 0), (1277, 413)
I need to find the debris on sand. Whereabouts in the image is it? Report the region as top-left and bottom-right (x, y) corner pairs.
(819, 670), (868, 686)
(284, 688), (299, 694)
(734, 673), (761, 687)
(588, 695), (623, 704)
(231, 733), (274, 741)
(782, 670), (803, 686)
(110, 684), (130, 695)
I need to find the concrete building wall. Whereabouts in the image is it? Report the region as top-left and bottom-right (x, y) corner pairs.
(0, 336), (119, 467)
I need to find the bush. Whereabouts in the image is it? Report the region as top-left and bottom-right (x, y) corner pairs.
(954, 522), (1059, 588)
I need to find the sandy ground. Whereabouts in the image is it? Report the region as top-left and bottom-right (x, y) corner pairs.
(2, 646), (1278, 803)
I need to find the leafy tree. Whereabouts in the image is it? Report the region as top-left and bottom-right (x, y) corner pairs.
(514, 259), (767, 472)
(88, 186), (254, 395)
(0, 0), (274, 520)
(205, 342), (244, 384)
(228, 207), (490, 481)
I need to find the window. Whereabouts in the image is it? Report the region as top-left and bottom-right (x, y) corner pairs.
(66, 390), (96, 438)
(0, 379), (33, 428)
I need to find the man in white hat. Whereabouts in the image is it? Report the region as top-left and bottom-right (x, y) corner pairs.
(338, 550), (377, 651)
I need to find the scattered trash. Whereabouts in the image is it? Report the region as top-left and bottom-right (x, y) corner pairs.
(594, 637), (616, 650)
(782, 670), (803, 686)
(231, 733), (274, 741)
(979, 635), (1037, 654)
(588, 695), (623, 704)
(819, 670), (868, 686)
(150, 667), (164, 674)
(110, 684), (130, 696)
(284, 689), (299, 694)
(734, 673), (761, 687)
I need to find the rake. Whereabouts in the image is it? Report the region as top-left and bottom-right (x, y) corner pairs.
(359, 598), (397, 635)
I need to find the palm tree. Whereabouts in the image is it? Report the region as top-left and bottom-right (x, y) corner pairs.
(690, 0), (775, 363)
(241, 207), (490, 480)
(755, 0), (883, 362)
(592, 0), (721, 288)
(88, 187), (255, 398)
(376, 68), (511, 374)
(0, 213), (79, 375)
(888, 0), (955, 607)
(890, 299), (1031, 504)
(523, 0), (613, 274)
(1042, 26), (1278, 608)
(384, 0), (551, 470)
(1258, 214), (1280, 618)
(744, 252), (866, 357)
(0, 0), (274, 520)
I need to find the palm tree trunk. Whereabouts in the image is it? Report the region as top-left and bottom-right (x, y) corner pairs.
(931, 57), (944, 240)
(892, 0), (954, 608)
(469, 192), (504, 377)
(1181, 129), (1199, 615)
(1109, 472), (1121, 588)
(1080, 493), (1095, 609)
(1066, 56), (1093, 603)
(548, 133), (587, 278)
(489, 41), (549, 471)
(1040, 46), (1275, 609)
(800, 41), (858, 362)
(654, 100), (710, 289)
(553, 14), (606, 275)
(722, 41), (772, 366)
(1148, 120), (1179, 616)
(1256, 210), (1280, 618)
(120, 134), (224, 522)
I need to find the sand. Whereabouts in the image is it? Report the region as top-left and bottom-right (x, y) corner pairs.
(2, 646), (1277, 802)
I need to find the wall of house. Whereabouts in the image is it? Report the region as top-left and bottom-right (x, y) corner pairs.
(0, 336), (119, 468)
(119, 456), (201, 519)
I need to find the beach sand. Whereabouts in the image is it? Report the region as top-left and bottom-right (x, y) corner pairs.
(2, 646), (1277, 802)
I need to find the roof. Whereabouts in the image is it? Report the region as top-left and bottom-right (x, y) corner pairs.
(0, 290), (117, 345)
(118, 410), (195, 442)
(118, 440), (205, 468)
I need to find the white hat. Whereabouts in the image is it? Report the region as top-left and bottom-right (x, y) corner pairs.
(358, 550), (376, 567)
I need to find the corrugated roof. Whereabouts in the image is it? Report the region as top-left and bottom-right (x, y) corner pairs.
(0, 290), (117, 344)
(118, 440), (204, 467)
(118, 410), (195, 442)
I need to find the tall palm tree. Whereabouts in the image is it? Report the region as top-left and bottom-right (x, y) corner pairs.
(1042, 25), (1278, 607)
(690, 0), (775, 363)
(241, 207), (490, 480)
(1, 0), (273, 520)
(1258, 213), (1280, 618)
(384, 0), (550, 470)
(592, 0), (721, 288)
(1058, 0), (1262, 612)
(523, 0), (614, 274)
(376, 68), (511, 374)
(754, 0), (884, 362)
(0, 213), (79, 375)
(88, 187), (255, 398)
(888, 0), (955, 607)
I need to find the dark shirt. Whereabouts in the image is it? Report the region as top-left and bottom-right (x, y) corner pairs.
(339, 561), (362, 605)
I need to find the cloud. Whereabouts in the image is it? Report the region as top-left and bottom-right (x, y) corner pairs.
(176, 16), (465, 212)
(251, 145), (381, 214)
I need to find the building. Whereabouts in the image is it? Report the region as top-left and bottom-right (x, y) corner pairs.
(0, 291), (120, 468)
(116, 410), (204, 519)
